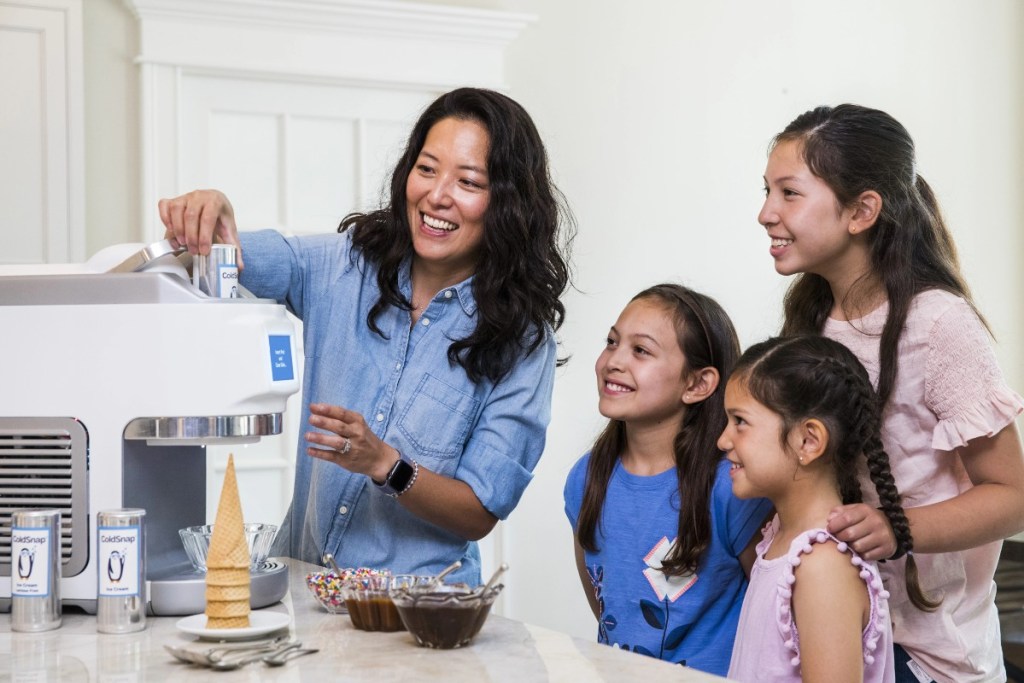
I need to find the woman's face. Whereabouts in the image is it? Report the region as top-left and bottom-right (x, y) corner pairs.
(405, 117), (491, 283)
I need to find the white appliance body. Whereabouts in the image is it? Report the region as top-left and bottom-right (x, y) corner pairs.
(0, 261), (300, 612)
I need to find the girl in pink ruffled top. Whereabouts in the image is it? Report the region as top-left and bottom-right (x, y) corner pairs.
(758, 104), (1024, 682)
(719, 335), (938, 683)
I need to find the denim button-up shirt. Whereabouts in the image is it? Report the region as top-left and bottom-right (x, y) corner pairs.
(241, 229), (556, 584)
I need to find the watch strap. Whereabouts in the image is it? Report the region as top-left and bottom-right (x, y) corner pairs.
(374, 452), (418, 498)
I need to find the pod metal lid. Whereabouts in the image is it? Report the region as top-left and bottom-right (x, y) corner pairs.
(107, 239), (191, 273)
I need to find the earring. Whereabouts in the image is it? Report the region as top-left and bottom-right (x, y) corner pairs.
(798, 456), (804, 464)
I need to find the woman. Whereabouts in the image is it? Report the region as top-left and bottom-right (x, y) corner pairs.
(160, 88), (575, 584)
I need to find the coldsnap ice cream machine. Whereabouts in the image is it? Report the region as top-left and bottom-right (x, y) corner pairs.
(0, 241), (300, 615)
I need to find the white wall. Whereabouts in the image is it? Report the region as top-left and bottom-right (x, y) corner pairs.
(489, 0), (1024, 639)
(81, 0), (1023, 640)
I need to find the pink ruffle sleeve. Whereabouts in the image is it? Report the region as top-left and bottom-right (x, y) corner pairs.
(925, 298), (1024, 451)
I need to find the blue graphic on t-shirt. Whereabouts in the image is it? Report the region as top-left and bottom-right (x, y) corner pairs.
(564, 455), (772, 676)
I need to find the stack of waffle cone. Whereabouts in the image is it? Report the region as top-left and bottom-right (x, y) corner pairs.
(205, 454), (251, 629)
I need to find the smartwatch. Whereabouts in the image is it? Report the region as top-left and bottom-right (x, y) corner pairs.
(373, 452), (418, 498)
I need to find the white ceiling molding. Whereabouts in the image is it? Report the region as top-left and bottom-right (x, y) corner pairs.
(126, 0), (534, 241)
(124, 0), (533, 43)
(123, 0), (535, 88)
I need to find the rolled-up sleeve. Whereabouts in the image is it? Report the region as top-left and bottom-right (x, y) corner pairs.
(453, 333), (557, 519)
(240, 230), (351, 318)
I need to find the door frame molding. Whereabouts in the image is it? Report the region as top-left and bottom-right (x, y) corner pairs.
(124, 0), (534, 241)
(1, 0), (85, 263)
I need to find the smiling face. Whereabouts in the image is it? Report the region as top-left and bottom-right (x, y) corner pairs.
(595, 297), (690, 429)
(758, 139), (865, 282)
(406, 117), (491, 283)
(717, 376), (799, 500)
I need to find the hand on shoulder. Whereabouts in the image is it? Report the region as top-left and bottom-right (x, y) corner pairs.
(826, 503), (896, 561)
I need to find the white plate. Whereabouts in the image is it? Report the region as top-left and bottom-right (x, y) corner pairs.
(175, 611), (292, 641)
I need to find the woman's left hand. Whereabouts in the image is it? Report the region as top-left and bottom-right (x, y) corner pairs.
(826, 503), (897, 561)
(305, 403), (397, 483)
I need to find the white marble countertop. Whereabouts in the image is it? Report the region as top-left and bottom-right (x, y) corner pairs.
(1, 559), (728, 682)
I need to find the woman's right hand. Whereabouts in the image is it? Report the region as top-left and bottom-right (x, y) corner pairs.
(158, 189), (244, 269)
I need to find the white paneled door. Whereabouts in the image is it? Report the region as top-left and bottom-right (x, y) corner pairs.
(178, 75), (437, 235)
(125, 0), (536, 610)
(127, 0), (533, 605)
(0, 0), (84, 265)
(190, 78), (437, 534)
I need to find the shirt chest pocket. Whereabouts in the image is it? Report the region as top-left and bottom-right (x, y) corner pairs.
(397, 373), (480, 459)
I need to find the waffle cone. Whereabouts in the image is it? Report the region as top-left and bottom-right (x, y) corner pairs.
(204, 454), (251, 629)
(207, 584), (251, 602)
(205, 599), (251, 618)
(206, 455), (250, 570)
(207, 615), (251, 630)
(206, 567), (250, 586)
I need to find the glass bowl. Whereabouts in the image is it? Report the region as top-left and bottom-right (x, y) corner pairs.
(389, 583), (504, 649)
(178, 523), (277, 572)
(304, 567), (395, 614)
(340, 571), (406, 631)
(305, 570), (350, 614)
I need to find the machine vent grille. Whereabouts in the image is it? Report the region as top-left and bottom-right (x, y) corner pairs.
(0, 418), (88, 578)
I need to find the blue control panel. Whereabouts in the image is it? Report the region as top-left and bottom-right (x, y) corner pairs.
(268, 335), (295, 382)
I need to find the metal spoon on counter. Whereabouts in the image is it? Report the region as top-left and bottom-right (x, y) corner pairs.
(164, 634), (291, 665)
(205, 636), (293, 663)
(208, 642), (304, 671)
(263, 646), (320, 667)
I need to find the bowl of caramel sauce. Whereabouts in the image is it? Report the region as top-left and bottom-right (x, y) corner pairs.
(388, 583), (504, 649)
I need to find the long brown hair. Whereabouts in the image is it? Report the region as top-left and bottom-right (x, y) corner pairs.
(341, 88), (576, 384)
(774, 104), (981, 407)
(576, 284), (740, 577)
(733, 335), (939, 611)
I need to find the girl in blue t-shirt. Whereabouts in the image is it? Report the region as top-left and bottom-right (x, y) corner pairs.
(564, 284), (772, 676)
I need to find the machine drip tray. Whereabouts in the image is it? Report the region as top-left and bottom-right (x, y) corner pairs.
(148, 559), (288, 616)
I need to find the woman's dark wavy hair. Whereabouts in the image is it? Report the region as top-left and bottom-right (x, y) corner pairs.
(773, 104), (981, 407)
(338, 87), (575, 383)
(733, 335), (940, 611)
(577, 284), (740, 577)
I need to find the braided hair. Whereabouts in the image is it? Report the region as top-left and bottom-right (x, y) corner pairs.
(733, 335), (939, 611)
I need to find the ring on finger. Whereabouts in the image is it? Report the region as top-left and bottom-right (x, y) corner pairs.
(339, 438), (352, 455)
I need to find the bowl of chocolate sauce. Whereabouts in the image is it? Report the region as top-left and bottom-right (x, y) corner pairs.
(388, 583), (504, 649)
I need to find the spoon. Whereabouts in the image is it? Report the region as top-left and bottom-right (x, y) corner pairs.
(164, 635), (291, 664)
(263, 646), (319, 667)
(430, 559), (462, 587)
(208, 642), (302, 671)
(205, 636), (293, 663)
(479, 562), (509, 595)
(322, 552), (342, 574)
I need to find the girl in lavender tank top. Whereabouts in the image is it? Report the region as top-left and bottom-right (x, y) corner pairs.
(718, 336), (939, 683)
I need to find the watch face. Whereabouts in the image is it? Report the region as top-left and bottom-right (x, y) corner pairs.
(389, 459), (415, 493)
